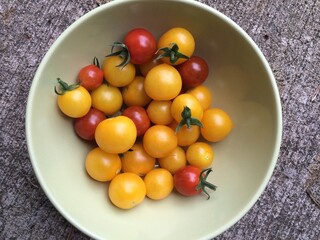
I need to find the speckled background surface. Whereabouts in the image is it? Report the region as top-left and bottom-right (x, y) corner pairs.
(0, 0), (319, 239)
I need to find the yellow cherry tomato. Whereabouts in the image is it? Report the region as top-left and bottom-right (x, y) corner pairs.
(95, 116), (137, 154)
(158, 146), (187, 174)
(121, 142), (156, 176)
(144, 168), (174, 200)
(143, 125), (177, 158)
(201, 108), (233, 142)
(85, 147), (121, 182)
(90, 83), (122, 115)
(144, 63), (182, 101)
(187, 85), (212, 110)
(56, 81), (91, 118)
(108, 172), (146, 209)
(146, 100), (173, 125)
(121, 76), (152, 107)
(186, 142), (214, 169)
(168, 121), (200, 147)
(157, 27), (195, 65)
(171, 93), (203, 123)
(103, 56), (136, 87)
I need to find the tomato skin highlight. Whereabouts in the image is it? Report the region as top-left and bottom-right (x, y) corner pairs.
(74, 108), (106, 141)
(122, 106), (151, 137)
(124, 28), (157, 65)
(177, 56), (209, 89)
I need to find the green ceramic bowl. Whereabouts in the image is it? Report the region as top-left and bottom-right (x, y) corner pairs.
(26, 0), (282, 239)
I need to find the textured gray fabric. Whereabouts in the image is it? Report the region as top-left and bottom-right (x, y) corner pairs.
(0, 0), (319, 239)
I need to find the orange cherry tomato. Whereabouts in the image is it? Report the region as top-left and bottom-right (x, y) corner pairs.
(85, 147), (121, 182)
(168, 121), (200, 147)
(187, 85), (212, 110)
(186, 142), (214, 169)
(158, 146), (187, 174)
(121, 143), (156, 176)
(95, 116), (137, 154)
(146, 100), (174, 125)
(144, 168), (174, 200)
(108, 172), (146, 209)
(201, 108), (233, 142)
(143, 125), (178, 158)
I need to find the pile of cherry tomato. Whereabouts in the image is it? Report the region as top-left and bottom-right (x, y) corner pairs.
(55, 27), (233, 210)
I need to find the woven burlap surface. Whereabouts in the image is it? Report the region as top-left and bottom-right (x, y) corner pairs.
(1, 0), (319, 239)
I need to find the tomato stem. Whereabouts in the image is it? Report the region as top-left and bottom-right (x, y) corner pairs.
(106, 41), (130, 68)
(175, 106), (203, 133)
(195, 168), (217, 200)
(155, 43), (189, 64)
(54, 78), (79, 95)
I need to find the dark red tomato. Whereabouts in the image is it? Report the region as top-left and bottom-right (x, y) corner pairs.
(124, 28), (157, 65)
(122, 106), (151, 137)
(74, 108), (106, 141)
(173, 166), (216, 199)
(176, 56), (209, 89)
(77, 64), (104, 91)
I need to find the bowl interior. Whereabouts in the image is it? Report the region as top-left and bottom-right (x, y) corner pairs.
(26, 1), (282, 239)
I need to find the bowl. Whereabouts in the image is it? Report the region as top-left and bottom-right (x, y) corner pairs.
(26, 0), (282, 239)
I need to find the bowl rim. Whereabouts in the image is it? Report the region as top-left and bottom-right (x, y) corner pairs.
(26, 0), (283, 239)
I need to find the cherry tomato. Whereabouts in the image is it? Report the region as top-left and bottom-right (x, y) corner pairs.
(157, 27), (195, 65)
(168, 121), (200, 147)
(108, 172), (146, 209)
(173, 166), (217, 199)
(103, 55), (136, 87)
(144, 63), (182, 101)
(90, 83), (123, 115)
(55, 78), (91, 118)
(121, 143), (155, 176)
(170, 93), (203, 123)
(122, 106), (151, 137)
(176, 56), (209, 88)
(95, 116), (137, 154)
(121, 76), (152, 107)
(186, 142), (214, 169)
(144, 168), (174, 200)
(139, 58), (162, 77)
(124, 28), (157, 65)
(201, 108), (233, 142)
(158, 146), (187, 174)
(146, 100), (173, 125)
(74, 108), (106, 141)
(187, 85), (212, 110)
(85, 147), (121, 182)
(77, 61), (104, 91)
(143, 125), (178, 158)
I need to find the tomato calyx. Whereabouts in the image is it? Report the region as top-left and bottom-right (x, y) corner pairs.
(92, 56), (101, 68)
(54, 78), (79, 95)
(156, 43), (190, 64)
(106, 41), (130, 68)
(196, 168), (217, 200)
(176, 106), (203, 133)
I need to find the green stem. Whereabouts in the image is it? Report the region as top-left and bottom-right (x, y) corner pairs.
(175, 106), (203, 133)
(155, 43), (189, 64)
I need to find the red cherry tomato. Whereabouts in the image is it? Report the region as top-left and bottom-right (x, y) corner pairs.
(74, 108), (106, 141)
(124, 28), (157, 65)
(176, 56), (209, 89)
(77, 62), (104, 91)
(173, 166), (216, 199)
(122, 106), (151, 137)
